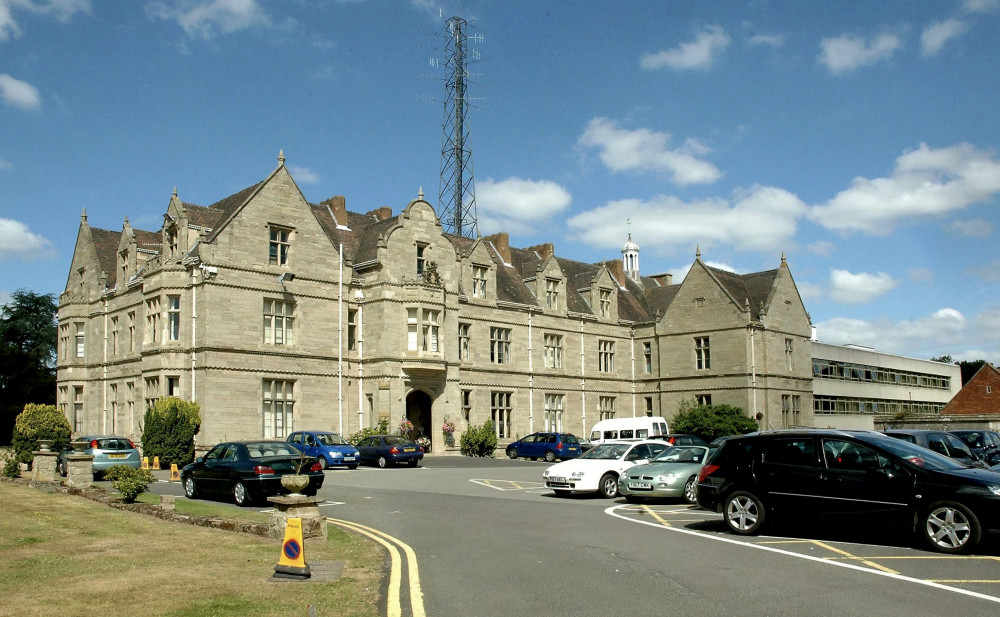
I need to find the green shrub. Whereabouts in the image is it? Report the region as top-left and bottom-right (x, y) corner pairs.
(348, 419), (389, 446)
(670, 401), (759, 442)
(104, 465), (156, 503)
(460, 420), (497, 458)
(140, 398), (201, 468)
(2, 452), (20, 478)
(11, 403), (71, 466)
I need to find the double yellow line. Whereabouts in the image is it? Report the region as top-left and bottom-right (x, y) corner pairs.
(326, 517), (426, 617)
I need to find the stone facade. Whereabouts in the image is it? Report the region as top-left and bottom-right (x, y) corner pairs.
(57, 154), (817, 451)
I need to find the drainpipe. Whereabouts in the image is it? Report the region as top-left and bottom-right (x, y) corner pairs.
(338, 243), (344, 434)
(528, 310), (534, 432)
(102, 298), (108, 434)
(356, 289), (364, 429)
(630, 327), (636, 417)
(191, 268), (197, 402)
(580, 320), (587, 435)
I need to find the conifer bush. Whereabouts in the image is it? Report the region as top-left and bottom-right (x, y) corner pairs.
(11, 403), (71, 466)
(140, 398), (201, 468)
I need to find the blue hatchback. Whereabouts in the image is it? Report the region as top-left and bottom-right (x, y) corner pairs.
(505, 432), (582, 462)
(286, 430), (361, 469)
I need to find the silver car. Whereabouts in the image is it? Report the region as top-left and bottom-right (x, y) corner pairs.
(57, 435), (142, 478)
(618, 445), (710, 503)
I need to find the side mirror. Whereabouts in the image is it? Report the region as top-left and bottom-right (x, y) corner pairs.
(196, 457), (204, 463)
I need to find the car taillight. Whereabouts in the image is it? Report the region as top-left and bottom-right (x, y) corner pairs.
(253, 465), (275, 475)
(390, 447), (399, 454)
(90, 439), (99, 448)
(127, 440), (136, 449)
(309, 462), (323, 472)
(697, 464), (720, 483)
(418, 446), (424, 453)
(557, 441), (563, 449)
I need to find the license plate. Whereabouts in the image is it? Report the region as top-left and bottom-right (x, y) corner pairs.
(344, 456), (356, 461)
(403, 448), (415, 452)
(550, 477), (566, 483)
(628, 482), (652, 490)
(108, 453), (128, 459)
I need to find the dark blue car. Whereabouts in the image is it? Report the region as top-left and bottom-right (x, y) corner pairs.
(505, 432), (582, 462)
(356, 435), (424, 468)
(287, 430), (361, 469)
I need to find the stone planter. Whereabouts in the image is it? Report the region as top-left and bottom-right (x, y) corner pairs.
(280, 473), (310, 495)
(37, 440), (54, 453)
(72, 440), (89, 453)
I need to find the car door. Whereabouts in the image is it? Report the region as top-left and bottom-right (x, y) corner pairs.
(753, 436), (825, 512)
(198, 444), (234, 493)
(356, 437), (373, 463)
(519, 434), (539, 458)
(820, 438), (913, 518)
(941, 433), (980, 466)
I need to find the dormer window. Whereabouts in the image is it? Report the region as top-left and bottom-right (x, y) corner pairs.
(416, 243), (427, 277)
(167, 228), (178, 258)
(269, 226), (291, 266)
(472, 265), (487, 299)
(545, 279), (559, 309)
(599, 289), (612, 318)
(120, 251), (128, 285)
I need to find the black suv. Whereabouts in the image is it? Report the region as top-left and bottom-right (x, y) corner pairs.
(696, 429), (1000, 553)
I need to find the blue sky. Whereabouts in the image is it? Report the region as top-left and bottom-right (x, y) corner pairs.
(1, 0), (998, 364)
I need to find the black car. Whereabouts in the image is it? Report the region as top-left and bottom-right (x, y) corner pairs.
(950, 430), (1000, 466)
(697, 429), (1000, 553)
(181, 440), (324, 506)
(356, 435), (424, 468)
(883, 429), (986, 468)
(505, 432), (582, 461)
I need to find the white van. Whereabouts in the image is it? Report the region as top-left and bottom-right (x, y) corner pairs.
(588, 416), (670, 446)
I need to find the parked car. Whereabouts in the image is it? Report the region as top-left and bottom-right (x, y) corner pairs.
(505, 432), (582, 461)
(287, 430), (361, 469)
(356, 435), (424, 468)
(619, 445), (710, 503)
(697, 429), (1000, 553)
(542, 440), (668, 498)
(588, 416), (670, 448)
(950, 430), (1000, 466)
(56, 435), (141, 478)
(181, 440), (324, 506)
(883, 429), (986, 468)
(653, 434), (710, 447)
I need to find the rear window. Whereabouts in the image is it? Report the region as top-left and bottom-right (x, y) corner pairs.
(95, 438), (132, 450)
(246, 442), (299, 456)
(562, 435), (580, 445)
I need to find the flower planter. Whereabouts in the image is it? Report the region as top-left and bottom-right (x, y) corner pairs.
(280, 474), (310, 495)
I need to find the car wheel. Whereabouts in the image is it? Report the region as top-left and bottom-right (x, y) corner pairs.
(506, 448), (518, 459)
(683, 476), (698, 504)
(544, 450), (556, 463)
(183, 476), (198, 499)
(921, 501), (981, 553)
(598, 473), (619, 499)
(724, 491), (766, 535)
(407, 459), (418, 467)
(377, 456), (388, 469)
(319, 456), (330, 470)
(233, 482), (253, 507)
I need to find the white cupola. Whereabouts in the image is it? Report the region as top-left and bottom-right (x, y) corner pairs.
(622, 232), (640, 282)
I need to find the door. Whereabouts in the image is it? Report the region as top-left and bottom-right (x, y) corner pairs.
(820, 438), (913, 518)
(754, 436), (825, 512)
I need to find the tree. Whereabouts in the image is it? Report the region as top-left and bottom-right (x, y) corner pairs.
(958, 360), (988, 387)
(141, 398), (201, 468)
(11, 403), (71, 465)
(671, 401), (759, 442)
(929, 355), (954, 364)
(0, 290), (58, 446)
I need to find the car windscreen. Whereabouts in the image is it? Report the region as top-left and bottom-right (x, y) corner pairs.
(652, 446), (706, 464)
(866, 436), (965, 471)
(316, 433), (348, 446)
(579, 444), (630, 460)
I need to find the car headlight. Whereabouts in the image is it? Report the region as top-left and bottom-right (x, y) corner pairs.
(987, 484), (1000, 496)
(329, 451), (343, 457)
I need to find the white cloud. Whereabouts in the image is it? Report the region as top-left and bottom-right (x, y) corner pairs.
(796, 281), (824, 301)
(969, 260), (1000, 282)
(577, 117), (722, 186)
(640, 25), (730, 71)
(476, 177), (572, 236)
(907, 267), (934, 282)
(748, 33), (784, 47)
(0, 73), (41, 111)
(0, 157), (10, 170)
(922, 18), (969, 56)
(146, 0), (270, 39)
(0, 0), (90, 41)
(807, 240), (835, 257)
(818, 33), (902, 74)
(566, 184), (807, 254)
(815, 307), (1000, 364)
(288, 165), (318, 184)
(0, 218), (53, 260)
(828, 269), (899, 304)
(809, 143), (1000, 234)
(963, 0), (1000, 14)
(947, 218), (993, 237)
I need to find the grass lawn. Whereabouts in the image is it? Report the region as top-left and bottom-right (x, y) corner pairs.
(0, 482), (384, 617)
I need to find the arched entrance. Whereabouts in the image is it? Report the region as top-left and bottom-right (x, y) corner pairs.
(405, 390), (433, 444)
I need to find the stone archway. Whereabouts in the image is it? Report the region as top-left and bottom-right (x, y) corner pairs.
(405, 390), (433, 443)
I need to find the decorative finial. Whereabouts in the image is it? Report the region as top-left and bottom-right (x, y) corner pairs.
(781, 251), (787, 264)
(696, 244), (701, 259)
(172, 186), (178, 198)
(81, 207), (88, 223)
(627, 217), (631, 235)
(418, 186), (424, 200)
(278, 149), (285, 165)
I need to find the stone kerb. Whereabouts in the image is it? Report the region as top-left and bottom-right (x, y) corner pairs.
(66, 454), (95, 488)
(266, 495), (327, 540)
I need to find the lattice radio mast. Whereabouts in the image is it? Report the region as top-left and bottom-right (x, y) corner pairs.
(438, 15), (482, 238)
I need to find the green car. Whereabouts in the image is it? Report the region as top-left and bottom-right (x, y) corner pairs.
(618, 445), (710, 504)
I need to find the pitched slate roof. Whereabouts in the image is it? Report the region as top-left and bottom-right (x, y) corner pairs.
(706, 265), (780, 320)
(90, 227), (122, 288)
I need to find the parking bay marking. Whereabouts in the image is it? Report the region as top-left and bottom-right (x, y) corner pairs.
(607, 504), (1000, 605)
(470, 479), (547, 492)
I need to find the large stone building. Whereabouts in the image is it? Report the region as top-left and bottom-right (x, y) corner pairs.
(57, 153), (816, 451)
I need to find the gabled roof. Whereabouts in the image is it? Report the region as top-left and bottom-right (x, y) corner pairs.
(90, 227), (121, 287)
(705, 265), (780, 321)
(942, 363), (1000, 416)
